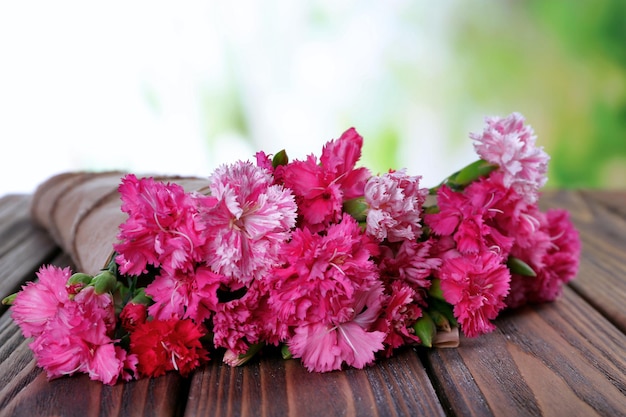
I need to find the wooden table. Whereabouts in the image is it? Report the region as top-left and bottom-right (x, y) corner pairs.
(0, 190), (625, 417)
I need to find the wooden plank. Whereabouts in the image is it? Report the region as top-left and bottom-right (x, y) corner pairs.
(0, 254), (191, 417)
(0, 195), (60, 312)
(540, 190), (626, 332)
(1, 368), (188, 417)
(581, 190), (626, 218)
(184, 347), (446, 417)
(424, 286), (626, 417)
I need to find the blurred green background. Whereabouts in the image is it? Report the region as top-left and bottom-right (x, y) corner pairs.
(1, 1), (625, 195)
(200, 0), (626, 189)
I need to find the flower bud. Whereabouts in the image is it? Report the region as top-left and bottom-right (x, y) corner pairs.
(272, 149), (289, 168)
(92, 271), (118, 294)
(67, 272), (93, 286)
(2, 292), (17, 306)
(413, 312), (437, 348)
(120, 302), (148, 332)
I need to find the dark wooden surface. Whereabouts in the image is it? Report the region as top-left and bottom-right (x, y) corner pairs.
(0, 191), (624, 417)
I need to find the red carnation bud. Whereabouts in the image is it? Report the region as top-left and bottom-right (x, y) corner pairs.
(120, 302), (148, 332)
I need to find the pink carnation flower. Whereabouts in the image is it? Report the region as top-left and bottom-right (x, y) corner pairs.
(279, 128), (371, 232)
(11, 265), (137, 384)
(212, 281), (266, 354)
(264, 216), (385, 371)
(146, 265), (225, 322)
(365, 169), (428, 242)
(114, 174), (215, 276)
(506, 209), (580, 308)
(288, 286), (386, 372)
(378, 239), (441, 290)
(374, 280), (422, 356)
(426, 183), (515, 257)
(29, 285), (133, 385)
(438, 251), (511, 338)
(202, 161), (297, 284)
(10, 265), (72, 338)
(470, 112), (549, 203)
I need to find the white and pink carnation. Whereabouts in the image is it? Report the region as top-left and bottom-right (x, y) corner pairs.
(203, 161), (297, 284)
(470, 112), (549, 203)
(365, 169), (428, 242)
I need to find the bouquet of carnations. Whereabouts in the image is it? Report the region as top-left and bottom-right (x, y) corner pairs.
(3, 112), (580, 385)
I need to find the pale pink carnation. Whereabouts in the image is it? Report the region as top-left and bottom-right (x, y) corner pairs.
(470, 112), (549, 203)
(203, 161), (297, 284)
(365, 169), (428, 242)
(279, 128), (371, 232)
(438, 251), (511, 338)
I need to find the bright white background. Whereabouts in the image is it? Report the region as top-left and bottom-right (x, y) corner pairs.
(0, 1), (488, 197)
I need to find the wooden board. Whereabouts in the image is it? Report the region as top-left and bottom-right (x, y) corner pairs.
(0, 191), (624, 417)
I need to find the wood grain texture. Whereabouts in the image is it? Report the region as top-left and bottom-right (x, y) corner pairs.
(0, 195), (59, 313)
(0, 191), (624, 417)
(184, 347), (446, 417)
(540, 190), (626, 333)
(424, 282), (626, 416)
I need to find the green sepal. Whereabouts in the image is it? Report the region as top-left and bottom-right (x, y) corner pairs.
(428, 298), (458, 328)
(428, 309), (451, 332)
(428, 279), (445, 301)
(131, 287), (152, 305)
(413, 312), (437, 348)
(93, 271), (118, 294)
(68, 272), (93, 286)
(281, 344), (293, 360)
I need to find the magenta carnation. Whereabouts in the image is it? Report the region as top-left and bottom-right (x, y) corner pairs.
(11, 265), (137, 385)
(506, 209), (581, 308)
(279, 128), (371, 232)
(114, 174), (215, 276)
(438, 251), (511, 338)
(146, 265), (225, 322)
